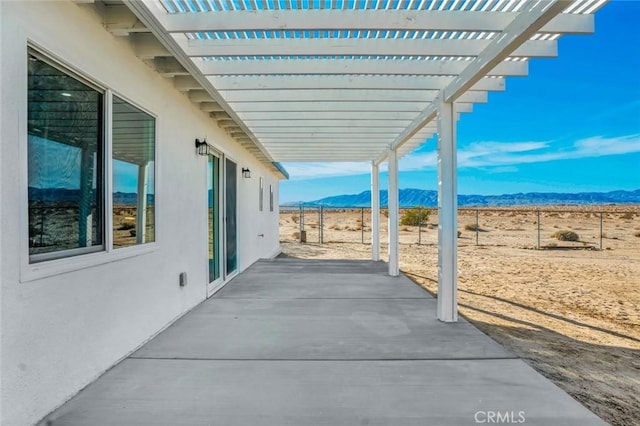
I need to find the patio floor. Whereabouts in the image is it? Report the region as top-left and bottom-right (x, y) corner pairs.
(39, 258), (605, 425)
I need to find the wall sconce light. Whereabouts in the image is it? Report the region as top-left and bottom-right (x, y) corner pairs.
(195, 138), (210, 156)
(242, 168), (251, 179)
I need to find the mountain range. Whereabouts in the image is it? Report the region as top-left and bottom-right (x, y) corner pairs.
(29, 187), (640, 208)
(284, 188), (640, 208)
(28, 188), (154, 205)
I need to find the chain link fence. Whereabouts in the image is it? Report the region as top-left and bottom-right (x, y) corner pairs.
(280, 206), (639, 250)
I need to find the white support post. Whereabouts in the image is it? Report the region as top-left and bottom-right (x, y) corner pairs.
(387, 149), (399, 277)
(437, 98), (458, 322)
(371, 161), (380, 261)
(78, 143), (94, 247)
(136, 162), (149, 244)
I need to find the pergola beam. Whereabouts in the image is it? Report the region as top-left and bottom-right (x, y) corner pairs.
(230, 102), (426, 113)
(132, 33), (170, 59)
(183, 38), (556, 58)
(161, 9), (593, 34)
(253, 132), (401, 138)
(237, 111), (422, 120)
(197, 58), (527, 76)
(208, 75), (504, 91)
(219, 89), (487, 103)
(257, 136), (395, 141)
(245, 119), (414, 127)
(103, 4), (149, 36)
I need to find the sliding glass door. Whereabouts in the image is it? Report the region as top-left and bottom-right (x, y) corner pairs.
(207, 155), (237, 296)
(207, 155), (220, 289)
(225, 159), (237, 276)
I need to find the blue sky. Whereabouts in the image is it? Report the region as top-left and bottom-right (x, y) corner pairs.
(280, 1), (640, 203)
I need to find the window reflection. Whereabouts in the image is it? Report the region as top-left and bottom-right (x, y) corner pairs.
(27, 53), (104, 260)
(112, 96), (155, 248)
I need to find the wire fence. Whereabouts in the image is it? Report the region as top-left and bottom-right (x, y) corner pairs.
(280, 206), (640, 250)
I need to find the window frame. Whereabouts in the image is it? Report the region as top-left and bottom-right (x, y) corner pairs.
(111, 93), (158, 249)
(26, 49), (108, 264)
(20, 46), (159, 282)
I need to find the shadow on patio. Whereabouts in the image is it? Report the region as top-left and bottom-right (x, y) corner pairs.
(39, 258), (605, 425)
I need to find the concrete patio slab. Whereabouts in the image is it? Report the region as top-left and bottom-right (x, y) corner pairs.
(40, 358), (605, 426)
(244, 258), (390, 274)
(38, 259), (606, 426)
(132, 298), (511, 360)
(216, 272), (430, 299)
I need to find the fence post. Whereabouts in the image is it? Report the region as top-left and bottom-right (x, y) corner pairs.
(299, 204), (306, 243)
(318, 206), (322, 243)
(475, 209), (479, 246)
(418, 207), (422, 245)
(537, 210), (541, 249)
(361, 207), (364, 244)
(600, 212), (603, 250)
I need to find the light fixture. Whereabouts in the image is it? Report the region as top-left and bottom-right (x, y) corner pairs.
(195, 138), (210, 156)
(242, 168), (251, 179)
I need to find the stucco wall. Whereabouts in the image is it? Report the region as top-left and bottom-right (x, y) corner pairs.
(0, 2), (282, 425)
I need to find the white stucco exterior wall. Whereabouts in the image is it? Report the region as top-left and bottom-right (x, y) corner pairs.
(0, 2), (283, 425)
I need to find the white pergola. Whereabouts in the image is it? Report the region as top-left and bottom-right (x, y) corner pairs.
(107, 0), (607, 322)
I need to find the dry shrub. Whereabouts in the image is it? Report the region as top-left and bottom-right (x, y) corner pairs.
(620, 212), (634, 220)
(464, 223), (480, 231)
(552, 230), (580, 242)
(118, 222), (135, 231)
(400, 207), (430, 226)
(633, 231), (640, 238)
(328, 223), (339, 230)
(400, 226), (410, 232)
(292, 231), (300, 239)
(291, 215), (299, 224)
(309, 223), (317, 229)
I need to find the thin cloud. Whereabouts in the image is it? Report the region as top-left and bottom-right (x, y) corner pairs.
(282, 134), (640, 179)
(402, 133), (640, 170)
(283, 162), (387, 180)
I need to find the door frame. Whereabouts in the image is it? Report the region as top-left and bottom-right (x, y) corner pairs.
(222, 155), (239, 281)
(206, 150), (224, 297)
(206, 152), (239, 298)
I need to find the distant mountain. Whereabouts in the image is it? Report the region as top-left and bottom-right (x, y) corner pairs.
(284, 188), (640, 208)
(29, 188), (154, 205)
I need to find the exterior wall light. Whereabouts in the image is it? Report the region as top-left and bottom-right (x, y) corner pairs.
(242, 168), (251, 179)
(195, 138), (210, 156)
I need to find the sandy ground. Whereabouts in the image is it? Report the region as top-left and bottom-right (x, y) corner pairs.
(280, 206), (640, 426)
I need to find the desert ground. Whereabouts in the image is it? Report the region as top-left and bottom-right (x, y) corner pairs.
(280, 206), (640, 426)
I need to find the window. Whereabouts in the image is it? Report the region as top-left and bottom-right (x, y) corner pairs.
(269, 185), (274, 212)
(259, 177), (264, 211)
(112, 96), (155, 248)
(27, 49), (156, 264)
(28, 52), (105, 262)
